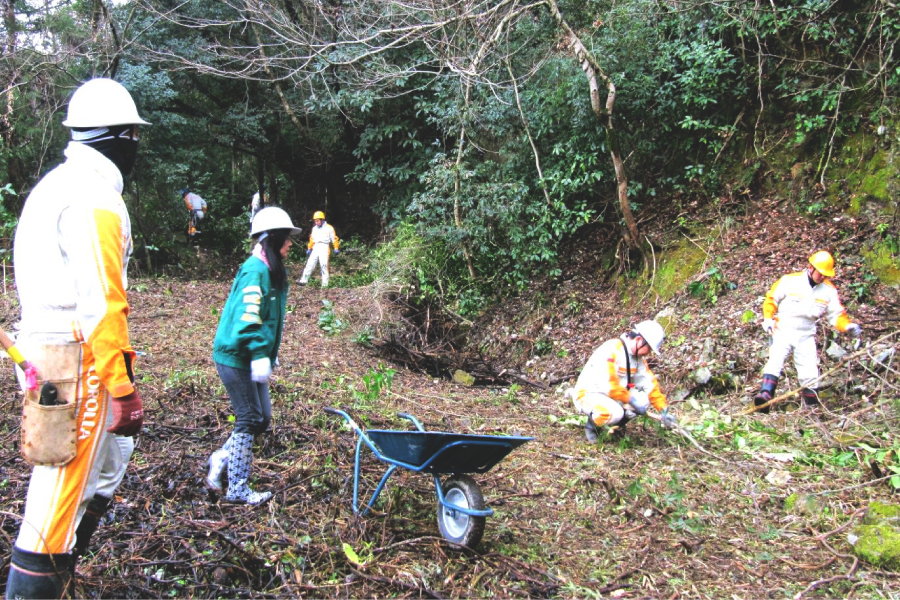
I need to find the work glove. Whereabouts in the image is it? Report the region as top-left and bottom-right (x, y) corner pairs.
(333, 248), (339, 255)
(628, 389), (650, 415)
(845, 323), (862, 337)
(661, 408), (677, 429)
(762, 319), (775, 335)
(306, 249), (312, 256)
(108, 390), (144, 437)
(251, 357), (272, 383)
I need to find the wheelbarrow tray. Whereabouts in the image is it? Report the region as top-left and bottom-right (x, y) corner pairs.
(366, 430), (531, 474)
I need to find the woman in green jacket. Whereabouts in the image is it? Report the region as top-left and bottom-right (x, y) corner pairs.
(205, 207), (301, 505)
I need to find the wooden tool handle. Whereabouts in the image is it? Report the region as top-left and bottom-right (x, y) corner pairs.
(0, 327), (15, 352)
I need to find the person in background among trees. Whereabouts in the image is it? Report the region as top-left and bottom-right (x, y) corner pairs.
(251, 184), (267, 221)
(752, 251), (862, 412)
(204, 207), (301, 505)
(6, 78), (148, 599)
(298, 210), (340, 287)
(567, 320), (677, 442)
(182, 187), (207, 242)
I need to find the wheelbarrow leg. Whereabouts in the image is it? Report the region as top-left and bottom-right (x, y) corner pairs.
(353, 436), (398, 516)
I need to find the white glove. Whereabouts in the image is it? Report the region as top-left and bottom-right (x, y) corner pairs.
(661, 408), (677, 429)
(762, 319), (775, 335)
(251, 357), (271, 383)
(845, 323), (862, 337)
(628, 389), (650, 415)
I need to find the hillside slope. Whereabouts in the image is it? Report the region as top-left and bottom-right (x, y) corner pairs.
(1, 183), (898, 597)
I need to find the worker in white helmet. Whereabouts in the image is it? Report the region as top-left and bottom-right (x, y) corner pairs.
(753, 251), (862, 411)
(7, 78), (149, 598)
(568, 320), (677, 442)
(298, 210), (340, 287)
(205, 207), (302, 505)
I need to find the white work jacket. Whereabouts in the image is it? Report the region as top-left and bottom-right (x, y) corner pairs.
(14, 142), (136, 398)
(186, 193), (206, 212)
(306, 222), (339, 250)
(574, 336), (667, 411)
(763, 271), (850, 334)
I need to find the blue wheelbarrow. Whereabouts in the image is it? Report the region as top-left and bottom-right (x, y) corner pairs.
(325, 408), (532, 548)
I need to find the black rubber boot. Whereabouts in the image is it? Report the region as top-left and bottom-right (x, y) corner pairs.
(6, 546), (71, 600)
(72, 495), (111, 564)
(800, 388), (820, 406)
(753, 374), (779, 414)
(609, 412), (632, 439)
(584, 416), (600, 443)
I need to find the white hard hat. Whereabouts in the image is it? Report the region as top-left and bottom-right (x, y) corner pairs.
(62, 78), (151, 128)
(250, 207), (301, 237)
(633, 320), (665, 355)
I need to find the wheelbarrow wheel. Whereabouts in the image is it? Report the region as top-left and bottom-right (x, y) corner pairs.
(437, 475), (486, 548)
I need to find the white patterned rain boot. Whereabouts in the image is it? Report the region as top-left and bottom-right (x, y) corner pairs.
(224, 432), (272, 505)
(205, 437), (232, 493)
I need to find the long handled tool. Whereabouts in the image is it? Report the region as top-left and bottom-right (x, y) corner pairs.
(0, 327), (38, 390)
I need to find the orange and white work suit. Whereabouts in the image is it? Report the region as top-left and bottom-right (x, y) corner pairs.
(185, 192), (207, 235)
(12, 142), (137, 555)
(570, 337), (668, 427)
(299, 221), (340, 287)
(762, 271), (851, 389)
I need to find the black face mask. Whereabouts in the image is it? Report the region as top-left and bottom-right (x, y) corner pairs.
(73, 126), (139, 182)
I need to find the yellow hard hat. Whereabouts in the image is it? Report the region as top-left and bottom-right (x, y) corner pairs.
(313, 211), (325, 220)
(809, 251), (835, 277)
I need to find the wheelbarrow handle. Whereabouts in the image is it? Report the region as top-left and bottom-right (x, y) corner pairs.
(397, 412), (426, 432)
(324, 407), (365, 436)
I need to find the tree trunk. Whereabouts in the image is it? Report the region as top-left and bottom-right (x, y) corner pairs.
(543, 0), (641, 251)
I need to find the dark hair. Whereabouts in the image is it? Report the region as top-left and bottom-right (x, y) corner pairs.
(258, 228), (291, 290)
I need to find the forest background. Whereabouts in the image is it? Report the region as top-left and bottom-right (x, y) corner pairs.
(2, 0), (897, 310)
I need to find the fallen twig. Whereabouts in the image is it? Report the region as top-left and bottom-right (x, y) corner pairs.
(644, 412), (719, 459)
(811, 475), (892, 497)
(814, 508), (866, 540)
(349, 567), (445, 599)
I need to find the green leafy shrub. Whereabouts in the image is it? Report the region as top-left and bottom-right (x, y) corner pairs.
(317, 300), (345, 335)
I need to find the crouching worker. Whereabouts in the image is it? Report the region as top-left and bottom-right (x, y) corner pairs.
(753, 251), (862, 411)
(569, 320), (676, 442)
(205, 207), (301, 505)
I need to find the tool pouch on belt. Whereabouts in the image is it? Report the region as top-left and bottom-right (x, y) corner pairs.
(20, 343), (79, 467)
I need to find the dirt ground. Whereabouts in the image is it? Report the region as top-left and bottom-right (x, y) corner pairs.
(1, 193), (899, 599)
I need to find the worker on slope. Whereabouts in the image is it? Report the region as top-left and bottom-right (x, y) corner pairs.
(753, 251), (862, 411)
(182, 187), (207, 241)
(569, 320), (677, 442)
(298, 210), (340, 287)
(6, 78), (148, 598)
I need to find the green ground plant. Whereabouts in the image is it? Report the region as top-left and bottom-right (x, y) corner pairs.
(317, 300), (346, 335)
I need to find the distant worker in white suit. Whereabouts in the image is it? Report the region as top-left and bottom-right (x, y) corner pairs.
(752, 251), (861, 411)
(299, 211), (340, 287)
(182, 187), (207, 242)
(568, 320), (676, 442)
(250, 185), (266, 220)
